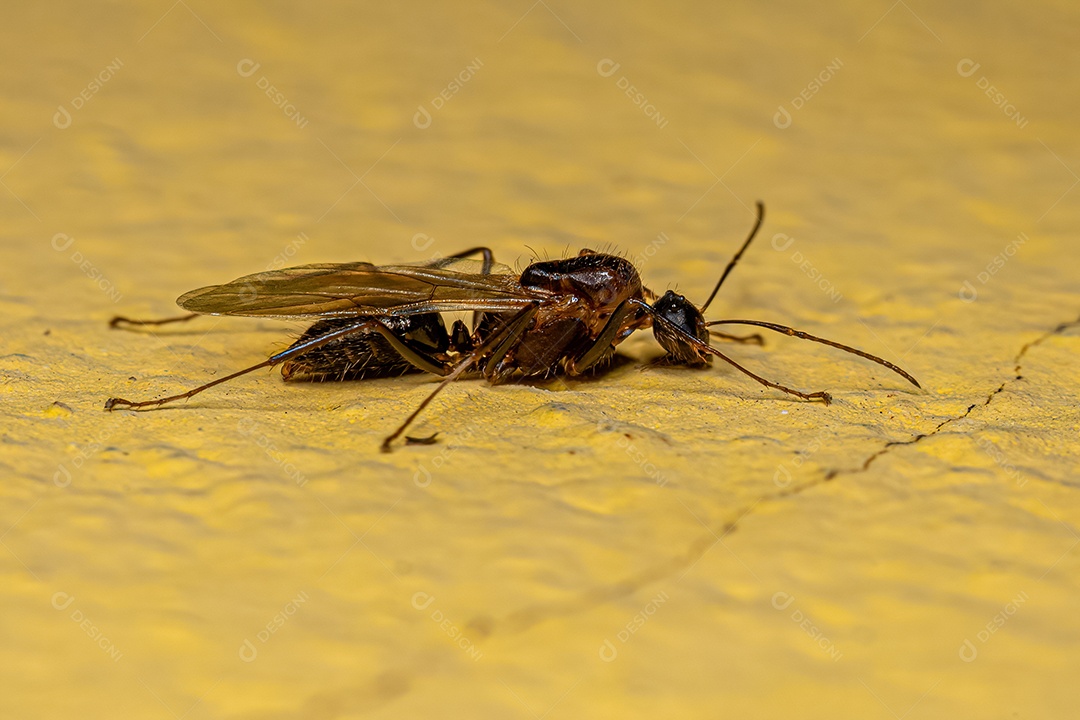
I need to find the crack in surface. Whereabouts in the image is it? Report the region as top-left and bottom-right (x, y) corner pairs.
(824, 312), (1080, 482)
(491, 313), (1080, 636)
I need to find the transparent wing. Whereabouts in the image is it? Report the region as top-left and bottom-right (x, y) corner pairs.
(176, 258), (536, 319)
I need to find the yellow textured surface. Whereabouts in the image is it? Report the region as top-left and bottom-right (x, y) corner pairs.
(3, 2), (1079, 718)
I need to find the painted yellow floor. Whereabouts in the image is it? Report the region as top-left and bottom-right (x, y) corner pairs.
(3, 1), (1079, 718)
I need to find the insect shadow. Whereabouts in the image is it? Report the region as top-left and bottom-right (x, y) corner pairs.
(105, 203), (920, 451)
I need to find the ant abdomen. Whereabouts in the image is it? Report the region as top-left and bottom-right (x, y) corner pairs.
(281, 315), (449, 381)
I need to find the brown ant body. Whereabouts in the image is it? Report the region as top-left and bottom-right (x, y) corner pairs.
(105, 203), (920, 450)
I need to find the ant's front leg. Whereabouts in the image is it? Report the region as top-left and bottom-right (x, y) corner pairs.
(564, 301), (650, 376)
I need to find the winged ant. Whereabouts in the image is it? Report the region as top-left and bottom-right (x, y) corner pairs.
(105, 203), (920, 451)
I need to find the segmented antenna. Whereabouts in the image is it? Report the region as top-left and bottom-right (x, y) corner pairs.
(700, 201), (765, 312)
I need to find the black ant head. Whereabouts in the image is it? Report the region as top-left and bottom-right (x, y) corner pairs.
(649, 202), (766, 367)
(651, 290), (711, 367)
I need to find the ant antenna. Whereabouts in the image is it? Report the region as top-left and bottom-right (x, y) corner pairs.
(699, 201), (765, 313)
(706, 318), (921, 388)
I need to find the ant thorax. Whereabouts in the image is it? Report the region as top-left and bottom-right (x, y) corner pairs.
(519, 253), (645, 313)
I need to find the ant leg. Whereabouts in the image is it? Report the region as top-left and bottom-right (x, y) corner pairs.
(642, 301), (833, 403)
(479, 304), (541, 374)
(706, 319), (920, 388)
(109, 313), (199, 329)
(104, 317), (452, 411)
(442, 247), (496, 274)
(442, 247), (497, 331)
(565, 300), (649, 375)
(381, 304), (538, 452)
(709, 330), (764, 345)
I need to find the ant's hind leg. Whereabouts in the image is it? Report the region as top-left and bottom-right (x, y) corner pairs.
(444, 247), (496, 274)
(110, 313), (199, 329)
(105, 317), (452, 411)
(443, 247), (498, 331)
(381, 303), (539, 452)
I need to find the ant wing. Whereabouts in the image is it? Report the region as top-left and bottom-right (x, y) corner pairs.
(176, 257), (536, 319)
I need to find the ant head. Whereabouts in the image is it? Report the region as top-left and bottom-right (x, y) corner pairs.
(651, 290), (710, 366)
(649, 202), (765, 367)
